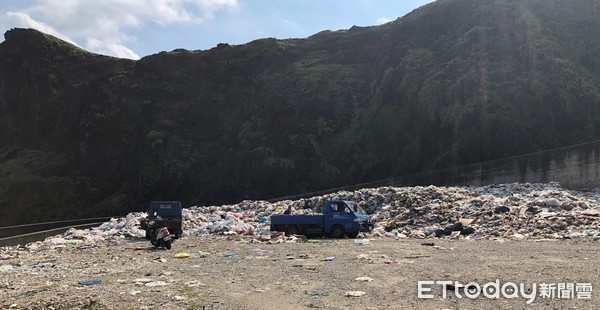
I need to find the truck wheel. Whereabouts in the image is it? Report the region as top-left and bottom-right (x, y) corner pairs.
(331, 225), (345, 239)
(285, 225), (300, 236)
(347, 232), (359, 238)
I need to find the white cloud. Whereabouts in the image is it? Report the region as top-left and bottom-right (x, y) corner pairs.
(1, 11), (78, 46)
(86, 37), (140, 60)
(376, 17), (392, 24)
(0, 0), (237, 59)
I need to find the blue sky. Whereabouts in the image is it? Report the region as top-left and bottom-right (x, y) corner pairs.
(0, 0), (434, 59)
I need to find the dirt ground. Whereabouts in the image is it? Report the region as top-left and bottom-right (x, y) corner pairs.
(0, 236), (599, 310)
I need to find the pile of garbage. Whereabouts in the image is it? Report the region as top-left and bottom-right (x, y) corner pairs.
(351, 182), (600, 240)
(33, 182), (600, 247)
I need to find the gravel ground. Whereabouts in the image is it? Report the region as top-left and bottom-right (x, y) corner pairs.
(1, 236), (599, 310)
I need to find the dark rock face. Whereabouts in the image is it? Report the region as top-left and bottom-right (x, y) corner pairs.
(2, 0), (600, 225)
(0, 30), (139, 225)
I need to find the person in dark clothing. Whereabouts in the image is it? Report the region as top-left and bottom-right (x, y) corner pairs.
(284, 205), (292, 215)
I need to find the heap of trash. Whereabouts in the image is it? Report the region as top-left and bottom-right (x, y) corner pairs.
(34, 182), (600, 247)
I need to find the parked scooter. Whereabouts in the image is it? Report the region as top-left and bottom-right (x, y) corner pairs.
(148, 217), (173, 249)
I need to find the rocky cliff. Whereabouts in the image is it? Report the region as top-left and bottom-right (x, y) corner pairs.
(1, 0), (600, 225)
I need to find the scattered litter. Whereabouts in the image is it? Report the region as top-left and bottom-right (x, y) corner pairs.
(224, 253), (237, 258)
(545, 198), (561, 207)
(257, 234), (271, 242)
(14, 288), (48, 298)
(0, 264), (16, 271)
(581, 209), (599, 216)
(323, 256), (335, 261)
(344, 291), (366, 297)
(432, 245), (455, 250)
(254, 249), (272, 256)
(145, 281), (168, 287)
(174, 252), (190, 258)
(185, 280), (206, 287)
(78, 279), (102, 286)
(494, 206), (511, 214)
(306, 291), (329, 297)
(305, 302), (324, 309)
(198, 251), (211, 257)
(307, 240), (330, 245)
(354, 239), (370, 246)
(458, 218), (475, 226)
(128, 290), (141, 296)
(133, 278), (153, 284)
(355, 277), (374, 282)
(356, 254), (371, 260)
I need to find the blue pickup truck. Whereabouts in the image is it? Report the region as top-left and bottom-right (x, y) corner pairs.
(270, 200), (373, 238)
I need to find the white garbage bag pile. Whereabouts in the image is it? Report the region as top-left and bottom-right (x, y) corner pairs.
(323, 182), (600, 240)
(182, 200), (319, 237)
(32, 182), (600, 247)
(40, 212), (147, 247)
(178, 182), (600, 240)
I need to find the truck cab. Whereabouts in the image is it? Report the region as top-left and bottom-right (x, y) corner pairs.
(322, 200), (372, 238)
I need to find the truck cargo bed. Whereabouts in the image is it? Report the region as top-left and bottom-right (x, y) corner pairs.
(270, 215), (322, 225)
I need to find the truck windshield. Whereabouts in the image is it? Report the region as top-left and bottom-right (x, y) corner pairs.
(346, 202), (366, 214)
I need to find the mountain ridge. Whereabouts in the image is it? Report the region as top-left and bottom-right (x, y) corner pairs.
(1, 0), (600, 225)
